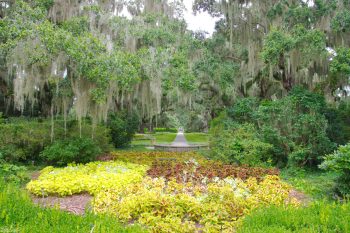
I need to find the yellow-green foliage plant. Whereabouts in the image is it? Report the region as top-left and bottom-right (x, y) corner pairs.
(26, 161), (148, 196)
(93, 175), (299, 233)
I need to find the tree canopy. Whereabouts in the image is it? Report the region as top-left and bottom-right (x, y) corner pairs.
(0, 0), (349, 130)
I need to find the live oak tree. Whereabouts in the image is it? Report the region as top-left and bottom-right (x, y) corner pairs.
(0, 0), (350, 132)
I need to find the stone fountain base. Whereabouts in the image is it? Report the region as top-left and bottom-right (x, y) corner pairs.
(154, 144), (208, 152)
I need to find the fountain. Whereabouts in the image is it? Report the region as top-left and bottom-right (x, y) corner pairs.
(154, 128), (209, 152)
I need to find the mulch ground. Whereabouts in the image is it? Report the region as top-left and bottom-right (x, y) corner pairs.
(289, 189), (310, 205)
(32, 194), (92, 215)
(30, 171), (92, 215)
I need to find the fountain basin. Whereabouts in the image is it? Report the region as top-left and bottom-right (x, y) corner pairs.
(154, 143), (209, 152)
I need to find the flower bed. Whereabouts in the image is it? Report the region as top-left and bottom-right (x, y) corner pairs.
(147, 160), (279, 184)
(27, 152), (299, 232)
(93, 175), (298, 232)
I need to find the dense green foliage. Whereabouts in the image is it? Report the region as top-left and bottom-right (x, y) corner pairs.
(40, 137), (101, 166)
(0, 181), (145, 233)
(0, 0), (349, 134)
(192, 0), (350, 104)
(325, 101), (350, 145)
(0, 119), (54, 162)
(108, 112), (139, 148)
(238, 201), (350, 233)
(210, 121), (272, 166)
(0, 118), (111, 163)
(210, 87), (345, 168)
(1, 0), (349, 132)
(320, 143), (350, 196)
(0, 163), (29, 184)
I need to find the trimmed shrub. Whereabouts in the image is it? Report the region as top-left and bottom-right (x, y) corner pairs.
(154, 127), (178, 133)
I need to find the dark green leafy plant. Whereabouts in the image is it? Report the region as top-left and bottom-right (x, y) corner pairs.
(223, 87), (336, 168)
(0, 119), (111, 163)
(209, 122), (272, 166)
(0, 163), (29, 184)
(325, 101), (350, 145)
(320, 143), (350, 197)
(40, 137), (101, 166)
(107, 111), (139, 148)
(0, 121), (53, 162)
(331, 10), (350, 33)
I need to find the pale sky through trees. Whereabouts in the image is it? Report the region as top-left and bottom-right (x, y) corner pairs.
(183, 0), (219, 35)
(182, 0), (314, 35)
(119, 0), (218, 35)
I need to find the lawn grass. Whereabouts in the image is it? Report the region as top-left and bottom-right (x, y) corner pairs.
(154, 132), (177, 143)
(0, 181), (145, 233)
(131, 133), (177, 146)
(130, 139), (152, 146)
(281, 168), (338, 199)
(184, 133), (209, 144)
(237, 201), (350, 233)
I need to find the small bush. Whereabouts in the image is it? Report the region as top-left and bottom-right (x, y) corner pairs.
(0, 121), (53, 162)
(68, 122), (112, 153)
(209, 122), (272, 166)
(40, 137), (101, 166)
(0, 163), (29, 184)
(108, 111), (139, 148)
(319, 143), (350, 197)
